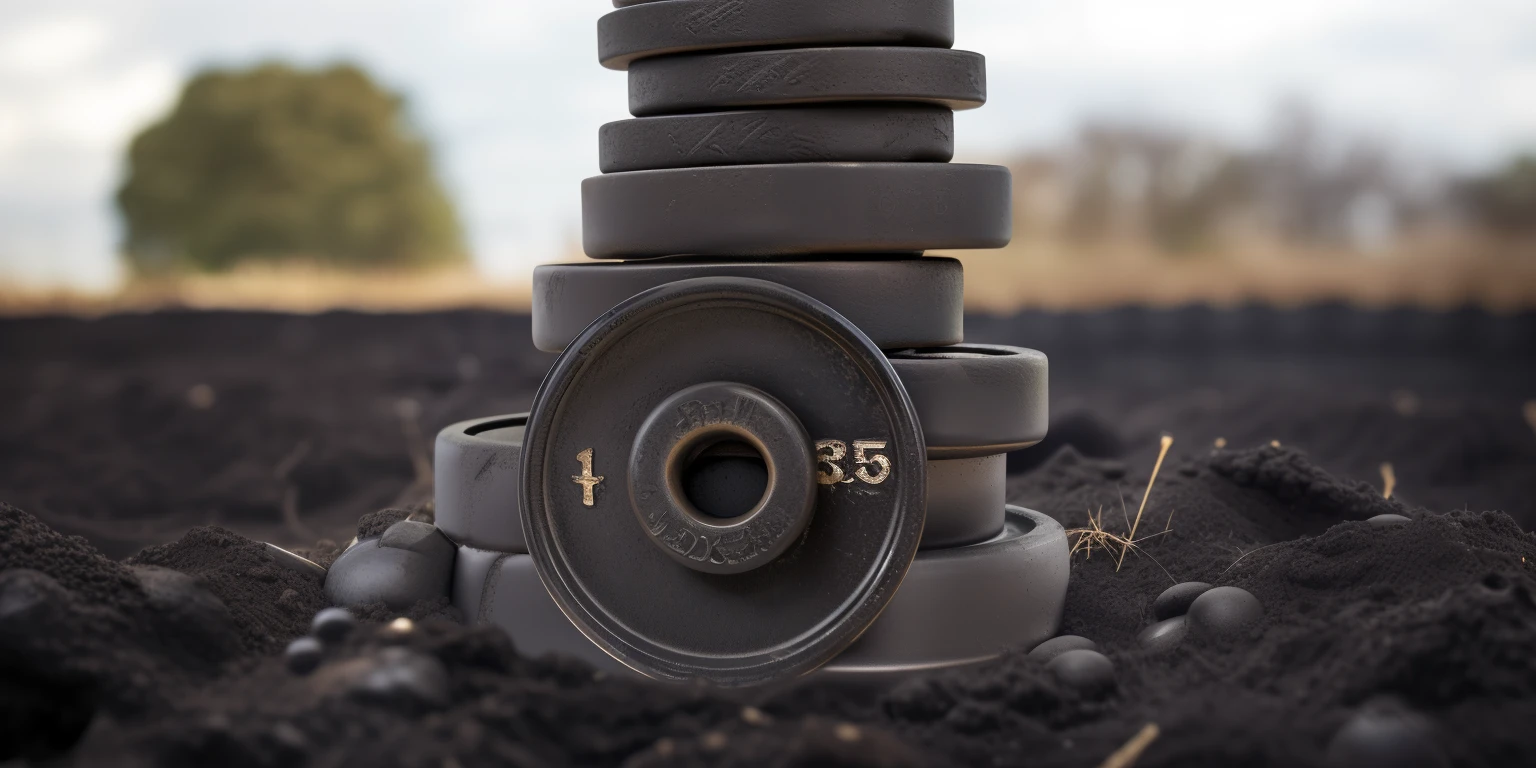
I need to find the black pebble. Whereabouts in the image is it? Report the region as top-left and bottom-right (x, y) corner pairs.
(311, 607), (355, 643)
(1152, 581), (1212, 621)
(285, 637), (323, 675)
(1137, 616), (1188, 654)
(1324, 701), (1449, 768)
(1186, 586), (1263, 638)
(352, 648), (450, 711)
(1045, 649), (1116, 696)
(1027, 635), (1099, 664)
(1368, 514), (1412, 527)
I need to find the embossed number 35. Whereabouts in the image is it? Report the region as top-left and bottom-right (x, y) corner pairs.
(815, 440), (892, 485)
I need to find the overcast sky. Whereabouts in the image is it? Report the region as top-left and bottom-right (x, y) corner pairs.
(2, 0), (1533, 290)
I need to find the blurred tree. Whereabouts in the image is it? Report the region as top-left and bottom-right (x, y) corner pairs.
(1458, 155), (1536, 238)
(117, 62), (466, 275)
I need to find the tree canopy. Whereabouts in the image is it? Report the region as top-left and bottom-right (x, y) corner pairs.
(117, 62), (466, 275)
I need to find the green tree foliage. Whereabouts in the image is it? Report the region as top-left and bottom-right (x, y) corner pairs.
(1459, 155), (1536, 238)
(117, 62), (466, 275)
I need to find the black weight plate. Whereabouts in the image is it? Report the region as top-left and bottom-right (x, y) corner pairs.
(923, 454), (1006, 549)
(599, 0), (953, 70)
(582, 163), (1011, 259)
(434, 414), (529, 553)
(599, 106), (953, 173)
(629, 47), (985, 116)
(823, 506), (1069, 677)
(531, 257), (962, 352)
(521, 277), (927, 686)
(890, 345), (1049, 459)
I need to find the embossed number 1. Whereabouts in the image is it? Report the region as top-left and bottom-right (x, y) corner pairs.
(815, 440), (892, 485)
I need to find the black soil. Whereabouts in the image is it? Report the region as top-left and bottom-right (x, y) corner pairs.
(2, 305), (1535, 766)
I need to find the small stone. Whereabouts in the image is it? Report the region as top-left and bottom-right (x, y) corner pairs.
(1027, 635), (1100, 664)
(311, 607), (355, 643)
(1045, 649), (1116, 696)
(1324, 700), (1449, 768)
(353, 647), (450, 710)
(834, 723), (862, 742)
(700, 731), (728, 750)
(1137, 616), (1189, 654)
(1367, 514), (1412, 527)
(285, 636), (323, 675)
(1186, 586), (1264, 638)
(388, 617), (415, 634)
(324, 534), (454, 610)
(1152, 582), (1212, 621)
(741, 706), (769, 726)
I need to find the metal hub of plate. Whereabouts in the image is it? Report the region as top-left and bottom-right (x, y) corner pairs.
(889, 344), (1050, 458)
(599, 0), (954, 70)
(521, 277), (927, 686)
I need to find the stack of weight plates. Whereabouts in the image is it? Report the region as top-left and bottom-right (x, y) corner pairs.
(433, 0), (1068, 687)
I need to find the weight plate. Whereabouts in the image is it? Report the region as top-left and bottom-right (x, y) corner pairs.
(599, 0), (953, 70)
(890, 345), (1049, 459)
(922, 454), (1006, 549)
(433, 413), (529, 553)
(531, 257), (963, 352)
(582, 163), (1012, 259)
(599, 106), (953, 173)
(822, 506), (1069, 677)
(521, 277), (927, 686)
(629, 47), (986, 116)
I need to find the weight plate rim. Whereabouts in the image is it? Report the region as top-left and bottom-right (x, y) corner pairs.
(433, 413), (530, 553)
(888, 344), (1049, 459)
(520, 276), (928, 686)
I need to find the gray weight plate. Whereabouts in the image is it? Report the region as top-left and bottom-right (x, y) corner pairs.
(821, 506), (1069, 678)
(599, 106), (953, 173)
(599, 0), (953, 70)
(629, 47), (985, 116)
(521, 277), (926, 686)
(922, 454), (1006, 549)
(582, 163), (1012, 259)
(890, 345), (1049, 459)
(433, 413), (529, 553)
(531, 257), (962, 352)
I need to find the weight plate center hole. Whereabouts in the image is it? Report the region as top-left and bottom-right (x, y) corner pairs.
(675, 434), (770, 521)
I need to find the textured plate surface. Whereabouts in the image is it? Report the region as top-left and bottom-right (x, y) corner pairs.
(890, 345), (1049, 458)
(532, 257), (963, 352)
(599, 106), (953, 173)
(599, 0), (953, 70)
(521, 277), (927, 686)
(629, 47), (985, 116)
(434, 414), (529, 553)
(582, 163), (1011, 259)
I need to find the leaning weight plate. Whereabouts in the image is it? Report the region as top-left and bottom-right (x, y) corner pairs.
(599, 106), (953, 173)
(582, 163), (1011, 259)
(599, 0), (953, 70)
(922, 454), (1006, 549)
(521, 277), (927, 686)
(434, 413), (529, 552)
(531, 257), (963, 352)
(629, 47), (985, 117)
(890, 344), (1049, 459)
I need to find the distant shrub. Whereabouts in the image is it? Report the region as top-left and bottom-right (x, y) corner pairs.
(1458, 155), (1536, 238)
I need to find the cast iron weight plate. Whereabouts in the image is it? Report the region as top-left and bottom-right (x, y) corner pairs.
(521, 277), (927, 686)
(599, 106), (954, 173)
(531, 257), (963, 352)
(434, 414), (529, 553)
(890, 345), (1049, 459)
(582, 163), (1012, 259)
(628, 47), (986, 117)
(598, 0), (954, 70)
(922, 454), (1007, 549)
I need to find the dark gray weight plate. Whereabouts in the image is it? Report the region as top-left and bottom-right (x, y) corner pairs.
(923, 454), (1006, 549)
(629, 47), (986, 116)
(822, 506), (1069, 678)
(532, 257), (962, 352)
(434, 413), (529, 553)
(582, 163), (1011, 259)
(890, 345), (1049, 459)
(599, 0), (953, 70)
(521, 277), (926, 686)
(599, 106), (953, 173)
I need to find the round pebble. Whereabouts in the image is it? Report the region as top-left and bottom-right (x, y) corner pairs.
(1367, 514), (1412, 527)
(1045, 649), (1116, 696)
(1137, 616), (1189, 654)
(1027, 635), (1100, 664)
(311, 607), (355, 643)
(1186, 586), (1264, 638)
(1324, 702), (1449, 768)
(285, 636), (323, 675)
(1152, 581), (1212, 621)
(353, 647), (450, 710)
